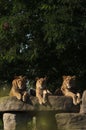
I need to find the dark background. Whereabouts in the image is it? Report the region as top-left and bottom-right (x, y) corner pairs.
(0, 0), (86, 92)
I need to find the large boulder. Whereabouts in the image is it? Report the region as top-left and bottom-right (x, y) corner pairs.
(80, 90), (86, 113)
(0, 96), (80, 112)
(3, 113), (29, 130)
(55, 113), (86, 130)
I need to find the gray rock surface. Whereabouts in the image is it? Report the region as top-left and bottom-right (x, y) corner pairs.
(80, 90), (86, 113)
(55, 113), (86, 130)
(0, 96), (80, 112)
(3, 113), (29, 130)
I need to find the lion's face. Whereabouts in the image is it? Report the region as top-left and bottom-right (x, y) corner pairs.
(16, 78), (25, 89)
(63, 75), (76, 90)
(12, 76), (27, 90)
(36, 77), (47, 90)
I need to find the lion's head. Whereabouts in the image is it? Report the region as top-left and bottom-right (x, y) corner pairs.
(62, 75), (76, 90)
(12, 76), (27, 90)
(36, 77), (47, 90)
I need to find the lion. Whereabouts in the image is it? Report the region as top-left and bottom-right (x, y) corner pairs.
(36, 77), (52, 104)
(61, 75), (81, 105)
(9, 76), (29, 102)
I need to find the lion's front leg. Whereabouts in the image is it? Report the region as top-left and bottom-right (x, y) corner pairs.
(13, 91), (22, 100)
(76, 93), (81, 104)
(36, 89), (44, 104)
(69, 92), (81, 105)
(65, 91), (78, 105)
(38, 95), (44, 104)
(43, 90), (48, 104)
(36, 93), (44, 104)
(72, 94), (78, 105)
(22, 91), (29, 102)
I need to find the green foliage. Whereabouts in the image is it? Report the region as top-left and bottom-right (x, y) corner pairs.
(0, 0), (86, 91)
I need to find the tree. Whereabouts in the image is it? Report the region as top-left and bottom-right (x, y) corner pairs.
(0, 0), (86, 91)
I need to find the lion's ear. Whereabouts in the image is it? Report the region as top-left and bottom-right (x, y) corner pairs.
(14, 76), (19, 79)
(23, 76), (27, 79)
(62, 75), (67, 80)
(14, 75), (23, 79)
(35, 77), (39, 81)
(14, 76), (16, 79)
(44, 76), (47, 81)
(72, 75), (76, 79)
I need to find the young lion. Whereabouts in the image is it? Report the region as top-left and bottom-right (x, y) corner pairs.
(61, 75), (81, 105)
(9, 76), (29, 102)
(36, 77), (52, 104)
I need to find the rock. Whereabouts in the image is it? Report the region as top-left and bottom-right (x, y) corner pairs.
(0, 96), (34, 112)
(55, 113), (86, 130)
(3, 113), (29, 130)
(3, 113), (16, 130)
(0, 96), (80, 112)
(80, 90), (86, 113)
(0, 96), (82, 130)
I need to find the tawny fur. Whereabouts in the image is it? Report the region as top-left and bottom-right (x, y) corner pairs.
(9, 76), (29, 102)
(61, 75), (81, 105)
(36, 77), (52, 104)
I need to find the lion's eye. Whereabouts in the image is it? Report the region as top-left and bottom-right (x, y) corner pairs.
(38, 80), (40, 83)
